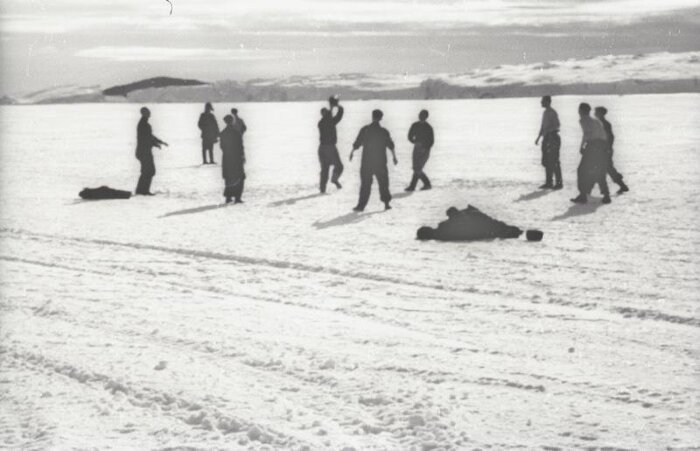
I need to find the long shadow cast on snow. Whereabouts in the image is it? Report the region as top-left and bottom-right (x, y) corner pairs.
(514, 189), (553, 202)
(551, 198), (606, 221)
(161, 203), (232, 218)
(312, 211), (384, 230)
(268, 192), (325, 207)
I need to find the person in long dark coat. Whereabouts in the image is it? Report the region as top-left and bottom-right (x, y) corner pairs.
(350, 109), (397, 212)
(318, 96), (345, 193)
(595, 107), (629, 194)
(571, 103), (610, 204)
(198, 102), (219, 165)
(220, 114), (245, 203)
(534, 96), (562, 189)
(405, 109), (434, 191)
(135, 107), (167, 195)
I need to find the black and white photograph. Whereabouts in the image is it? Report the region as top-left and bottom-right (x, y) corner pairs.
(0, 0), (698, 449)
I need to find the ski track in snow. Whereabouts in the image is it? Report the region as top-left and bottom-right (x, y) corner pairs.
(0, 95), (699, 449)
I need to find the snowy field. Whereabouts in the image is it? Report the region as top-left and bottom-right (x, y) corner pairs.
(0, 94), (698, 449)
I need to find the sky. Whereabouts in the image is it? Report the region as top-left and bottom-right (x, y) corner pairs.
(1, 0), (699, 96)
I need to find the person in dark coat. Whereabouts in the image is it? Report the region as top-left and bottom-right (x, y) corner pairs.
(350, 109), (398, 212)
(318, 96), (344, 193)
(135, 107), (167, 195)
(534, 96), (562, 189)
(595, 107), (629, 194)
(416, 205), (522, 241)
(571, 103), (610, 204)
(198, 102), (219, 164)
(405, 109), (434, 191)
(230, 108), (247, 137)
(220, 115), (245, 203)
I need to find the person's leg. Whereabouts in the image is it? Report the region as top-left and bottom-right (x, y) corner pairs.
(142, 155), (155, 194)
(552, 150), (563, 188)
(208, 143), (215, 164)
(224, 178), (233, 202)
(571, 157), (588, 203)
(202, 141), (208, 164)
(355, 167), (373, 210)
(234, 177), (245, 202)
(377, 166), (392, 209)
(319, 149), (330, 193)
(330, 147), (344, 188)
(419, 172), (431, 189)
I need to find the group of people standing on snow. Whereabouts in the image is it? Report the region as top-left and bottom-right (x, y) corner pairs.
(535, 95), (629, 204)
(134, 95), (628, 209)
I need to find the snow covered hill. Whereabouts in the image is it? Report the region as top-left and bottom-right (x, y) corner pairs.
(11, 51), (700, 104)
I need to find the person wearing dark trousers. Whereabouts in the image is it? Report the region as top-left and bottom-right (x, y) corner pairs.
(135, 107), (167, 195)
(405, 109), (434, 191)
(220, 115), (245, 204)
(595, 107), (629, 194)
(534, 96), (562, 189)
(571, 103), (610, 204)
(318, 96), (344, 193)
(198, 102), (219, 164)
(350, 109), (398, 212)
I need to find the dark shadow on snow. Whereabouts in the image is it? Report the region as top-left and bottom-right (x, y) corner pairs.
(513, 189), (553, 202)
(313, 210), (384, 230)
(268, 192), (325, 207)
(161, 203), (232, 218)
(551, 198), (606, 221)
(391, 191), (414, 200)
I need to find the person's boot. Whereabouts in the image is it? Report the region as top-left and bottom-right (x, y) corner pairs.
(553, 183), (563, 190)
(234, 198), (244, 204)
(420, 183), (432, 191)
(617, 182), (629, 194)
(570, 194), (587, 204)
(384, 202), (392, 211)
(602, 195), (611, 204)
(539, 183), (553, 189)
(333, 180), (342, 189)
(404, 186), (415, 192)
(225, 196), (233, 204)
(353, 206), (364, 212)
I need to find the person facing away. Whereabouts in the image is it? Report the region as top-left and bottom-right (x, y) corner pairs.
(220, 114), (245, 204)
(350, 109), (398, 212)
(594, 106), (629, 194)
(405, 109), (434, 192)
(230, 108), (247, 137)
(135, 107), (167, 195)
(317, 96), (345, 193)
(534, 95), (562, 189)
(571, 102), (610, 204)
(198, 102), (219, 165)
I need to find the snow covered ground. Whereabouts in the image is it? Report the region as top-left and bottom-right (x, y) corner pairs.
(0, 94), (698, 449)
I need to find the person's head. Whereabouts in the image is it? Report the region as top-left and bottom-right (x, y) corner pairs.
(223, 114), (233, 125)
(419, 109), (429, 121)
(205, 102), (214, 112)
(578, 102), (591, 117)
(231, 108), (238, 116)
(416, 226), (435, 240)
(328, 95), (339, 106)
(372, 109), (383, 122)
(446, 206), (459, 219)
(140, 107), (150, 118)
(541, 96), (551, 108)
(321, 107), (331, 118)
(594, 106), (607, 119)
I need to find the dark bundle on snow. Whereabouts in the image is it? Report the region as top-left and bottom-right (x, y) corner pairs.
(417, 205), (523, 241)
(79, 186), (131, 200)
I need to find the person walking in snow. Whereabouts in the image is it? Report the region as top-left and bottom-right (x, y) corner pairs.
(405, 109), (434, 191)
(198, 102), (219, 164)
(571, 103), (610, 204)
(350, 109), (398, 212)
(534, 95), (562, 189)
(595, 106), (629, 194)
(317, 96), (344, 193)
(220, 114), (245, 204)
(135, 107), (168, 195)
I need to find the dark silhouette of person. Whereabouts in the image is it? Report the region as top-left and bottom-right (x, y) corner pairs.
(405, 109), (434, 191)
(595, 107), (629, 194)
(571, 103), (610, 204)
(135, 107), (167, 195)
(230, 108), (247, 137)
(317, 96), (344, 193)
(534, 96), (562, 189)
(220, 114), (245, 203)
(350, 109), (398, 212)
(417, 206), (522, 241)
(198, 102), (219, 164)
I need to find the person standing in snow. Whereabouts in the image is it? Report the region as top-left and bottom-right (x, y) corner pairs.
(198, 102), (219, 165)
(595, 106), (629, 194)
(534, 96), (562, 189)
(317, 96), (345, 193)
(571, 103), (610, 204)
(220, 114), (246, 204)
(405, 109), (434, 191)
(135, 107), (168, 195)
(350, 109), (398, 212)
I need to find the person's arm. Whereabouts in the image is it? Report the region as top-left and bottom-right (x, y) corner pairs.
(350, 127), (364, 161)
(240, 119), (247, 134)
(386, 130), (397, 165)
(535, 111), (546, 144)
(427, 124), (434, 148)
(198, 114), (204, 130)
(407, 123), (416, 143)
(333, 105), (344, 124)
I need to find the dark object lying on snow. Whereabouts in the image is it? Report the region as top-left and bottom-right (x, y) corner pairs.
(417, 205), (523, 241)
(79, 186), (132, 200)
(526, 230), (544, 242)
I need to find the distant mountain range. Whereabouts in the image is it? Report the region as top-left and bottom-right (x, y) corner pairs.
(3, 51), (699, 105)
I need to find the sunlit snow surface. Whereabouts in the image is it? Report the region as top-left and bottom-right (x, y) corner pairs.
(0, 95), (698, 449)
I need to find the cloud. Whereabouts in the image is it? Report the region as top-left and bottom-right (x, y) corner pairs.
(75, 46), (286, 62)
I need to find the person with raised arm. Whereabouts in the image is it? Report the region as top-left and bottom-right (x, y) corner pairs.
(317, 95), (345, 193)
